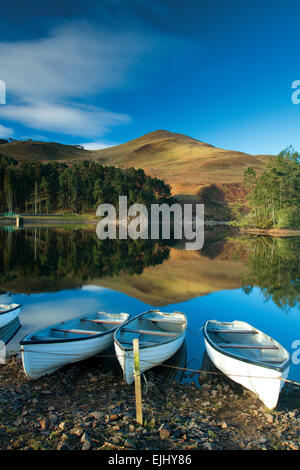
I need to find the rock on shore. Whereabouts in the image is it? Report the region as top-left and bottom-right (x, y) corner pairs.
(0, 356), (299, 450)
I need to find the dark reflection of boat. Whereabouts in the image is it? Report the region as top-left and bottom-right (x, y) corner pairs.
(150, 340), (187, 383)
(0, 316), (22, 345)
(200, 350), (226, 384)
(200, 350), (243, 388)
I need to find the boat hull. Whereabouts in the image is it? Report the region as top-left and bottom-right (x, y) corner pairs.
(0, 316), (22, 345)
(21, 332), (114, 380)
(204, 338), (289, 409)
(0, 307), (20, 328)
(115, 334), (186, 385)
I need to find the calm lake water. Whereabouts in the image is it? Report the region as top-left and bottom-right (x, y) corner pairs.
(1, 226), (300, 385)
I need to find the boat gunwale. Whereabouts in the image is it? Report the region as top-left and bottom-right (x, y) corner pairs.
(19, 312), (129, 346)
(0, 304), (21, 316)
(114, 309), (187, 351)
(203, 320), (290, 373)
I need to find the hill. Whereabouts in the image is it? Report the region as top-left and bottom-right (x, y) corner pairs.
(0, 131), (273, 216)
(0, 235), (250, 306)
(0, 140), (89, 162)
(1, 131), (271, 192)
(91, 130), (271, 198)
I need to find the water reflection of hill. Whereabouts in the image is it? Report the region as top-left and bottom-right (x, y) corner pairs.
(98, 247), (249, 305)
(0, 228), (299, 310)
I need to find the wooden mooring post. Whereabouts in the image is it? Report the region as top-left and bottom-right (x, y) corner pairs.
(16, 216), (24, 227)
(133, 338), (143, 425)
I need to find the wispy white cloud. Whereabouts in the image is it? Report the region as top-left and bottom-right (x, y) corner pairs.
(0, 22), (143, 101)
(0, 124), (14, 138)
(0, 20), (182, 138)
(80, 140), (119, 150)
(0, 101), (130, 137)
(0, 22), (144, 137)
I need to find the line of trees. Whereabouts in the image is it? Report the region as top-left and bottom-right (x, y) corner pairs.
(232, 147), (300, 229)
(0, 155), (171, 214)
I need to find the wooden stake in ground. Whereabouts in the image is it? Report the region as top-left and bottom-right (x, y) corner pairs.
(133, 338), (143, 425)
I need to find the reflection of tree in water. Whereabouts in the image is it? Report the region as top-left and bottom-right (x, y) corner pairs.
(0, 228), (170, 289)
(198, 226), (236, 259)
(242, 236), (300, 311)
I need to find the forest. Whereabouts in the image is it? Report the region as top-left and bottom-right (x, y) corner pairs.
(0, 155), (171, 215)
(234, 147), (300, 229)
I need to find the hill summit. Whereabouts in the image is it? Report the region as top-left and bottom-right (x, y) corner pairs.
(92, 129), (271, 196)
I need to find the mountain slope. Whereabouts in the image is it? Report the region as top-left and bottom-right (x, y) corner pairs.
(0, 140), (89, 162)
(0, 131), (272, 209)
(91, 130), (271, 196)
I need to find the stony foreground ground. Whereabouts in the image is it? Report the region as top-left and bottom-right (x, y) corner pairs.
(0, 355), (299, 451)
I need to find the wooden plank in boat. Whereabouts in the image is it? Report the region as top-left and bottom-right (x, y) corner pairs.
(122, 328), (178, 337)
(81, 318), (122, 324)
(218, 343), (279, 350)
(51, 328), (99, 336)
(207, 329), (257, 334)
(121, 340), (162, 346)
(146, 318), (185, 324)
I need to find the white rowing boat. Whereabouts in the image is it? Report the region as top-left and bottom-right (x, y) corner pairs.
(114, 309), (187, 385)
(203, 320), (290, 409)
(0, 304), (21, 328)
(20, 311), (129, 380)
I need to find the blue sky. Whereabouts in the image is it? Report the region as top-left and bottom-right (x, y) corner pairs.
(0, 0), (300, 154)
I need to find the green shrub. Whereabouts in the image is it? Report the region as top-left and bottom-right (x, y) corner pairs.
(276, 207), (300, 229)
(254, 217), (274, 229)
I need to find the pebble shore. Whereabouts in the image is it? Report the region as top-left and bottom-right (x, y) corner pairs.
(1, 355), (299, 451)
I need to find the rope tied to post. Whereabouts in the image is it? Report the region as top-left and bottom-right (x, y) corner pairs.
(7, 348), (300, 387)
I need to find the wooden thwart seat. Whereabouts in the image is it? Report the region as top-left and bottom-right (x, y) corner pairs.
(121, 339), (162, 346)
(81, 318), (122, 325)
(208, 329), (258, 334)
(51, 328), (99, 336)
(218, 343), (279, 350)
(122, 328), (178, 337)
(147, 318), (185, 324)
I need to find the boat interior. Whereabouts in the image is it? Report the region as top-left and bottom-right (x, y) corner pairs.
(0, 303), (19, 313)
(116, 310), (186, 348)
(206, 320), (289, 366)
(29, 312), (129, 341)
